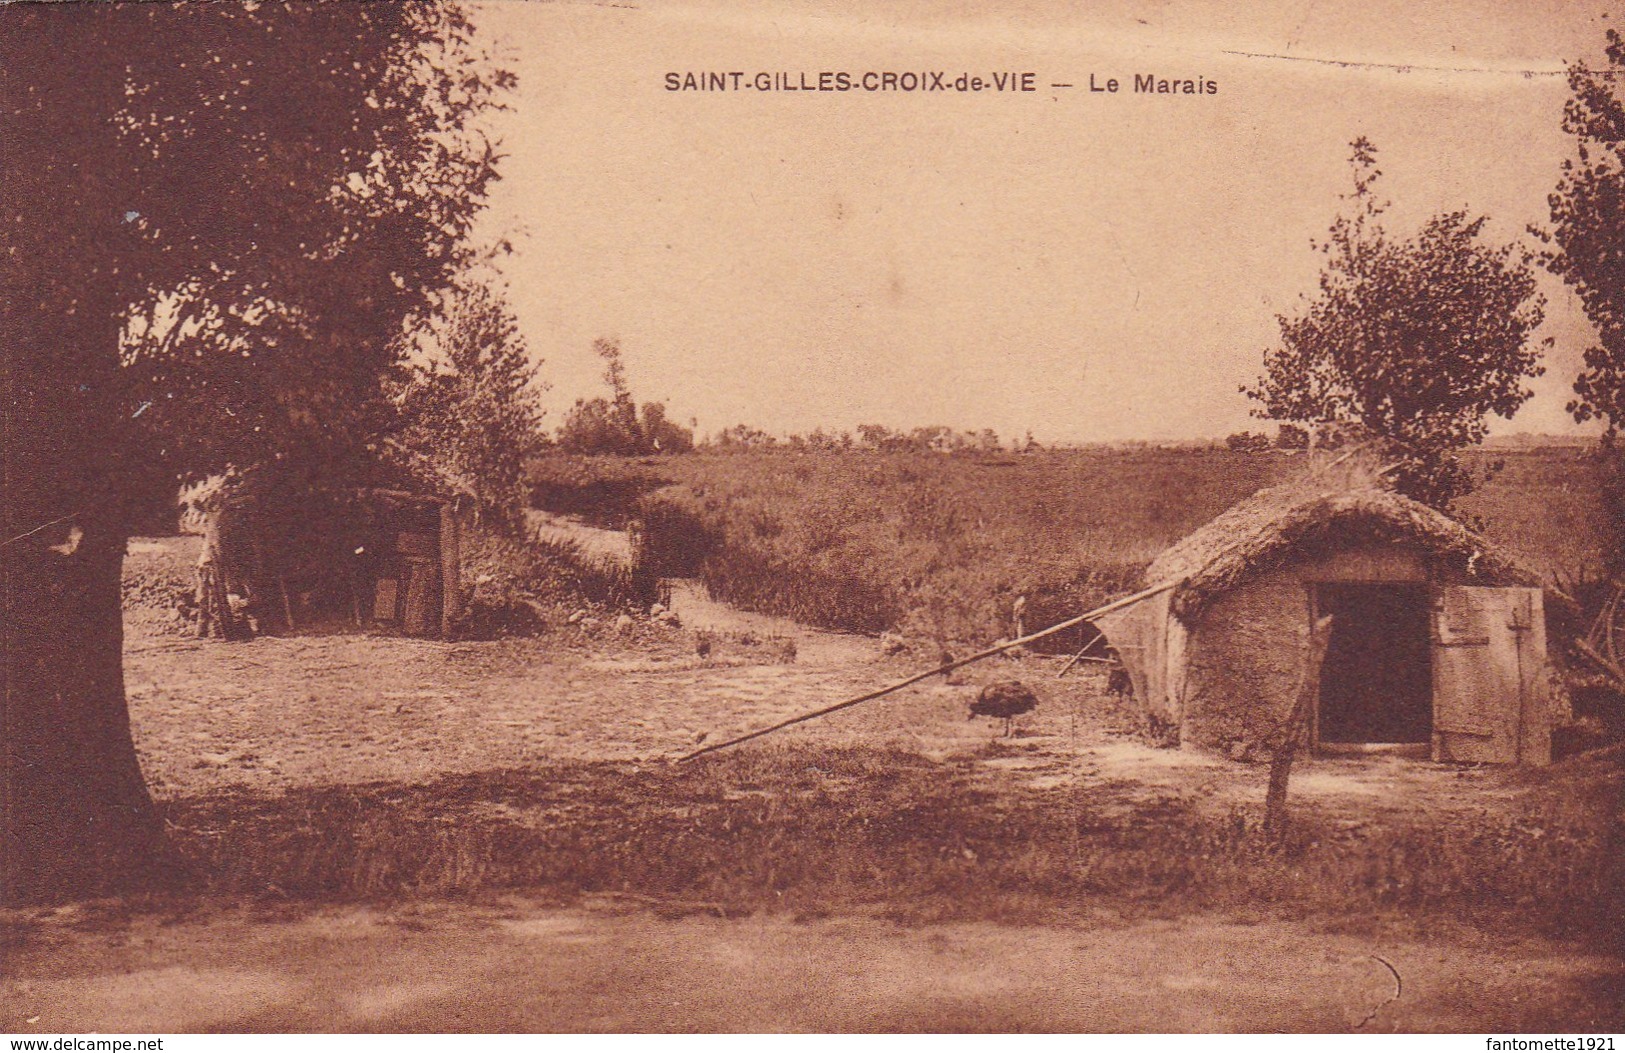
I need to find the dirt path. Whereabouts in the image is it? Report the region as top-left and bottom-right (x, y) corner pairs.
(4, 895), (1617, 1033)
(525, 509), (634, 566)
(664, 577), (878, 665)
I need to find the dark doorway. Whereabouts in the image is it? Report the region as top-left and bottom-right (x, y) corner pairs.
(1316, 583), (1432, 744)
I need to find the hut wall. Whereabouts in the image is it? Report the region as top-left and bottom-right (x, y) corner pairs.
(1180, 569), (1312, 753)
(1293, 544), (1429, 585)
(1096, 589), (1184, 729)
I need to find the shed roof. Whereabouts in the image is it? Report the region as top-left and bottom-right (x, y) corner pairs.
(1146, 480), (1535, 619)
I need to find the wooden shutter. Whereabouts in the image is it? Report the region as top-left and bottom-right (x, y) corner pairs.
(1431, 586), (1549, 764)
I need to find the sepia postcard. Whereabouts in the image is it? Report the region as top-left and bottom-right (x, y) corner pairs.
(1, 0), (1622, 1039)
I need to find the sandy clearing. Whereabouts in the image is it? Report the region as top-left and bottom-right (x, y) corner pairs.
(123, 575), (1555, 825)
(119, 533), (1557, 826)
(124, 619), (1535, 824)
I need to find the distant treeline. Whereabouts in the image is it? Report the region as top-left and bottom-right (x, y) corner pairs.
(703, 423), (1035, 454)
(553, 416), (1037, 456)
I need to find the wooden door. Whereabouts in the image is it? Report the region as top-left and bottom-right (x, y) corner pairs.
(1431, 586), (1549, 764)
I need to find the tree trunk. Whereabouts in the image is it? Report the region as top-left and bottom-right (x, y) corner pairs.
(1263, 614), (1336, 843)
(1, 514), (172, 902)
(0, 312), (175, 900)
(0, 5), (173, 904)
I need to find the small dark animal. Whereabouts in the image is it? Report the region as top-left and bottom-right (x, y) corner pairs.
(970, 679), (1039, 737)
(1106, 661), (1133, 700)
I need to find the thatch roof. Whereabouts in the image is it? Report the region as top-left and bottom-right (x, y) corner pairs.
(1146, 478), (1536, 619)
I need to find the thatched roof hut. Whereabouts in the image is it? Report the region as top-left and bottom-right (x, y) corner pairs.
(1095, 471), (1552, 765)
(1147, 483), (1536, 618)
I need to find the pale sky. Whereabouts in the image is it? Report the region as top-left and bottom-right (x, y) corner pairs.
(472, 0), (1616, 443)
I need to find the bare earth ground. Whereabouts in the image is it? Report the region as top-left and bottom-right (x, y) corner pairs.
(6, 896), (1619, 1033)
(118, 567), (1543, 823)
(3, 535), (1619, 1033)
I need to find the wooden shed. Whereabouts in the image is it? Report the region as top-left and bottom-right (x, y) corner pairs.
(192, 479), (461, 640)
(355, 489), (462, 638)
(1094, 480), (1552, 764)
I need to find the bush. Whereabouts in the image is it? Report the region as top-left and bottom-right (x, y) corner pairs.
(454, 525), (656, 639)
(526, 446), (1608, 651)
(555, 339), (694, 456)
(1225, 431), (1273, 453)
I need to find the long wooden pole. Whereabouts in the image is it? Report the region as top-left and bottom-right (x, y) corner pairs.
(677, 578), (1181, 762)
(1055, 628), (1105, 679)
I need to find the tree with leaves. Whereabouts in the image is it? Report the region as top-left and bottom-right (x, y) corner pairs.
(389, 283), (548, 533)
(556, 339), (694, 454)
(0, 3), (510, 902)
(1548, 31), (1625, 440)
(1543, 31), (1625, 574)
(638, 401), (695, 453)
(114, 4), (512, 636)
(556, 339), (642, 454)
(1244, 138), (1547, 509)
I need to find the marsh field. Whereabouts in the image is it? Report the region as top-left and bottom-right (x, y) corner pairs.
(4, 443), (1622, 1032)
(532, 445), (1615, 645)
